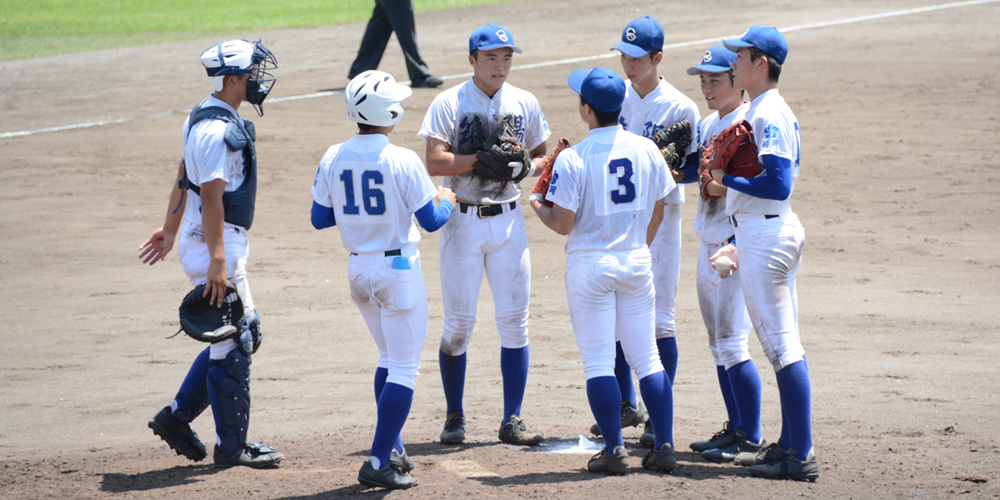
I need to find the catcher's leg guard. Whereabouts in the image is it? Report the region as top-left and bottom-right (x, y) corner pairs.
(208, 349), (251, 459)
(173, 347), (211, 423)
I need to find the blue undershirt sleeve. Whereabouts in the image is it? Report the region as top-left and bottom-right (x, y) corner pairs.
(676, 151), (701, 184)
(722, 154), (793, 201)
(311, 201), (337, 229)
(414, 199), (454, 232)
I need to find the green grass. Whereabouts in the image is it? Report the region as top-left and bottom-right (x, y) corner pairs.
(0, 0), (525, 61)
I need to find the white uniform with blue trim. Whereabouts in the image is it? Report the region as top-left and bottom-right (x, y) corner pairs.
(619, 78), (700, 339)
(418, 80), (550, 355)
(312, 133), (437, 388)
(726, 89), (805, 372)
(545, 124), (673, 380)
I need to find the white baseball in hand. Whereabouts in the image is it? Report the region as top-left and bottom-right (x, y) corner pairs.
(714, 256), (734, 273)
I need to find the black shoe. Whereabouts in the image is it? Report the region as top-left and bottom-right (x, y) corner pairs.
(641, 442), (677, 473)
(590, 402), (647, 436)
(747, 449), (819, 481)
(148, 406), (207, 462)
(587, 445), (629, 475)
(389, 449), (416, 474)
(410, 75), (444, 88)
(214, 443), (284, 468)
(735, 442), (787, 467)
(499, 415), (544, 446)
(702, 429), (766, 463)
(690, 421), (737, 453)
(440, 411), (466, 444)
(639, 420), (655, 447)
(358, 460), (418, 489)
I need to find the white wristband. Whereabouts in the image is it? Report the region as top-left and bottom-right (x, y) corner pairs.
(527, 163), (537, 178)
(529, 192), (543, 204)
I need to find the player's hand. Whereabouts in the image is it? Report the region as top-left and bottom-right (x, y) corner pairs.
(138, 227), (175, 265)
(710, 168), (725, 183)
(671, 169), (684, 183)
(704, 180), (726, 198)
(709, 243), (738, 279)
(436, 186), (457, 205)
(204, 258), (228, 307)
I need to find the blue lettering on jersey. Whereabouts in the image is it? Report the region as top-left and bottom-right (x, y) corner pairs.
(547, 171), (559, 197)
(618, 116), (628, 129)
(762, 124), (780, 149)
(458, 115), (486, 154)
(499, 114), (526, 144)
(642, 121), (664, 140)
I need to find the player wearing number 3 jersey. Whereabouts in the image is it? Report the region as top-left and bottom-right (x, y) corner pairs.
(530, 67), (676, 475)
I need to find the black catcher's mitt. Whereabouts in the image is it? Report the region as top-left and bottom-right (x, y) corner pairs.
(653, 119), (693, 170)
(473, 123), (532, 182)
(178, 280), (244, 343)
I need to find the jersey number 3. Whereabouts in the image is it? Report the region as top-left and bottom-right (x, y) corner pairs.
(608, 158), (635, 204)
(340, 169), (386, 215)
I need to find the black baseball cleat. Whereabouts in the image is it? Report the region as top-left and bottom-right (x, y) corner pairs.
(640, 420), (655, 447)
(440, 411), (466, 444)
(747, 449), (819, 481)
(148, 406), (207, 462)
(389, 449), (416, 474)
(702, 429), (766, 463)
(499, 415), (544, 446)
(588, 445), (630, 475)
(358, 459), (419, 489)
(735, 442), (788, 467)
(641, 442), (677, 473)
(410, 75), (444, 88)
(214, 443), (284, 468)
(690, 421), (737, 453)
(590, 402), (647, 436)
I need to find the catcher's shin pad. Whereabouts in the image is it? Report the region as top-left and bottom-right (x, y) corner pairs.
(473, 123), (531, 182)
(178, 280), (245, 343)
(653, 119), (693, 170)
(532, 137), (571, 207)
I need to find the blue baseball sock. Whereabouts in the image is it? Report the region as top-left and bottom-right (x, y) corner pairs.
(613, 342), (638, 408)
(500, 346), (529, 424)
(639, 371), (674, 448)
(727, 360), (763, 443)
(173, 347), (210, 417)
(716, 365), (740, 428)
(656, 337), (678, 384)
(586, 376), (623, 450)
(775, 360), (812, 460)
(374, 367), (404, 453)
(369, 383), (413, 470)
(439, 350), (467, 416)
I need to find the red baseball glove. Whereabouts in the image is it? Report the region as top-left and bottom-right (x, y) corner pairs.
(532, 137), (571, 207)
(699, 119), (761, 199)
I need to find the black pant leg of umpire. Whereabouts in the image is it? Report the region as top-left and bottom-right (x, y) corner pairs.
(377, 0), (434, 82)
(348, 2), (394, 78)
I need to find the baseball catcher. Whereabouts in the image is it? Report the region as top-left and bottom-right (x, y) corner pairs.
(653, 119), (693, 171)
(698, 119), (761, 199)
(531, 137), (571, 207)
(472, 123), (532, 182)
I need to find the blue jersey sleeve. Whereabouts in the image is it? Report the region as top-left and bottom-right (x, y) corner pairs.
(676, 151), (701, 184)
(311, 201), (337, 230)
(414, 199), (454, 232)
(722, 154), (793, 201)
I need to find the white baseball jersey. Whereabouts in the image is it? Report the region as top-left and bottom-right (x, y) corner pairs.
(725, 89), (801, 216)
(418, 80), (550, 205)
(181, 96), (246, 228)
(619, 78), (700, 204)
(694, 103), (749, 244)
(546, 125), (673, 254)
(312, 133), (437, 254)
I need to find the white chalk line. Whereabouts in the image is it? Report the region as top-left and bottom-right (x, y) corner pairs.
(3, 0), (995, 139)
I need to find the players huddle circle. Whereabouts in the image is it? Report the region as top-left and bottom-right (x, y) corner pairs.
(139, 15), (817, 491)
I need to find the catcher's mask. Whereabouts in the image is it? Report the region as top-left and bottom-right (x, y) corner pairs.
(345, 70), (412, 127)
(201, 38), (278, 116)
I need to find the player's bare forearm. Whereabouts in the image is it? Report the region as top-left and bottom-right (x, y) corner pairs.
(199, 179), (228, 307)
(527, 142), (547, 176)
(425, 138), (475, 176)
(138, 159), (187, 265)
(529, 196), (574, 235)
(646, 200), (666, 246)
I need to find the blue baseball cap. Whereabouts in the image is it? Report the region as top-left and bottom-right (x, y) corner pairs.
(611, 16), (664, 58)
(723, 26), (788, 64)
(686, 45), (737, 75)
(567, 67), (626, 113)
(469, 24), (522, 54)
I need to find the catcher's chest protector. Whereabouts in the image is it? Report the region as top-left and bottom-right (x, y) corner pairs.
(183, 100), (258, 230)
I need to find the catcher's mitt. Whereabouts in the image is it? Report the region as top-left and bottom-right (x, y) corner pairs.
(178, 280), (244, 343)
(653, 119), (693, 170)
(473, 124), (532, 182)
(698, 119), (761, 199)
(532, 137), (571, 207)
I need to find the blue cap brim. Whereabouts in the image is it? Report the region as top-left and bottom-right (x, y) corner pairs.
(476, 43), (522, 54)
(567, 69), (589, 94)
(611, 42), (650, 59)
(722, 39), (752, 53)
(686, 64), (732, 75)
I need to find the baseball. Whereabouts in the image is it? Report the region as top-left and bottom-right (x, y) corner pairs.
(715, 256), (734, 273)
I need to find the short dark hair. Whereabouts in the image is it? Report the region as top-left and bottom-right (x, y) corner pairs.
(358, 123), (377, 133)
(648, 49), (662, 62)
(580, 94), (621, 126)
(470, 49), (478, 59)
(749, 47), (781, 83)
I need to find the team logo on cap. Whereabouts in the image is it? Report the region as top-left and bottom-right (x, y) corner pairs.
(626, 27), (637, 41)
(496, 29), (508, 42)
(702, 50), (713, 63)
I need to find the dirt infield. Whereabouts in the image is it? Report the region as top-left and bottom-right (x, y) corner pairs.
(2, 0), (999, 498)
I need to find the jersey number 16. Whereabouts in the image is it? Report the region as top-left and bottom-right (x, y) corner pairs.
(340, 169), (386, 216)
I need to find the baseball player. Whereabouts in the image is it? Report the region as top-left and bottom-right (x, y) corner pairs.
(530, 67), (677, 474)
(683, 46), (766, 463)
(418, 24), (550, 446)
(594, 15), (701, 445)
(138, 39), (283, 468)
(311, 70), (457, 489)
(706, 26), (818, 481)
